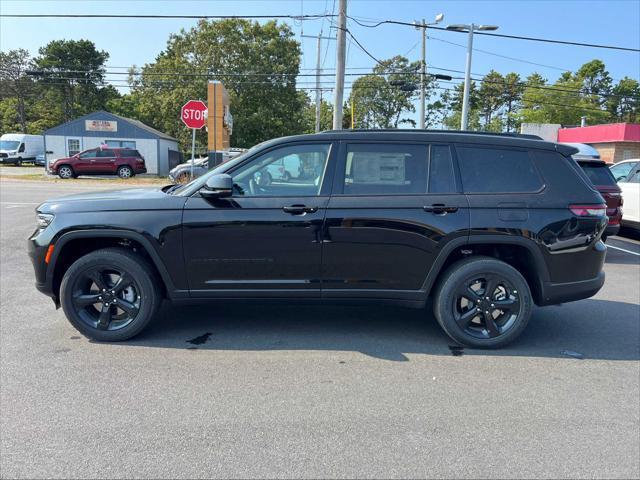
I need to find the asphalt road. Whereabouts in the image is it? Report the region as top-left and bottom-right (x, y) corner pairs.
(1, 180), (639, 479)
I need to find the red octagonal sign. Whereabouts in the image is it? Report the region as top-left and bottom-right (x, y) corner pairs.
(181, 100), (208, 129)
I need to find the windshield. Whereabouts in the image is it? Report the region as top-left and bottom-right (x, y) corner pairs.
(0, 140), (20, 150)
(169, 144), (265, 196)
(579, 162), (617, 186)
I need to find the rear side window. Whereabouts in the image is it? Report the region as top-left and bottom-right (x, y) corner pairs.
(343, 144), (428, 195)
(578, 162), (617, 186)
(98, 149), (115, 157)
(121, 149), (141, 158)
(429, 145), (456, 193)
(457, 146), (543, 193)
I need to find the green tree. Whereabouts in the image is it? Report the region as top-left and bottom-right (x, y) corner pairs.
(478, 70), (505, 131)
(349, 55), (420, 129)
(0, 49), (35, 132)
(502, 72), (524, 132)
(131, 19), (304, 150)
(441, 81), (481, 130)
(34, 39), (110, 122)
(607, 77), (640, 122)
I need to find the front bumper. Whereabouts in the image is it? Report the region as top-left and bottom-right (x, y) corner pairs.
(28, 236), (55, 298)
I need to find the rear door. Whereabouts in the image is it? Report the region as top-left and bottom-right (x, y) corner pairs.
(95, 148), (117, 173)
(321, 141), (469, 301)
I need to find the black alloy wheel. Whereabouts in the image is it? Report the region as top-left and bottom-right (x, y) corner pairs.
(433, 257), (532, 348)
(452, 274), (521, 339)
(60, 248), (161, 341)
(71, 267), (141, 332)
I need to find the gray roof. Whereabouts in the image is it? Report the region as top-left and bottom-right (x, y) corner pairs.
(44, 110), (178, 142)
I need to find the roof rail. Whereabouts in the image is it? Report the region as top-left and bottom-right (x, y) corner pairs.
(319, 128), (543, 140)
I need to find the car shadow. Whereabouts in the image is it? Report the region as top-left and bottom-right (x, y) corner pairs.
(605, 247), (640, 265)
(110, 297), (640, 362)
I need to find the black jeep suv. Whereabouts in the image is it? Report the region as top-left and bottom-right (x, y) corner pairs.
(29, 130), (607, 348)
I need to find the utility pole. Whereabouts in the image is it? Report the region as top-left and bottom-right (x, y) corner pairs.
(419, 19), (426, 130)
(332, 0), (347, 130)
(415, 14), (443, 130)
(302, 33), (335, 132)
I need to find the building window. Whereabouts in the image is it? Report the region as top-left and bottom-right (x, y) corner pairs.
(105, 140), (136, 149)
(67, 138), (81, 156)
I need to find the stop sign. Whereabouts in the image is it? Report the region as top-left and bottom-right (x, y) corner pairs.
(181, 100), (208, 129)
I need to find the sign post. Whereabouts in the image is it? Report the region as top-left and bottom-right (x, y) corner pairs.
(181, 100), (208, 180)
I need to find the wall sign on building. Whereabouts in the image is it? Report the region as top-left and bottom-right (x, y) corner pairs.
(85, 120), (118, 132)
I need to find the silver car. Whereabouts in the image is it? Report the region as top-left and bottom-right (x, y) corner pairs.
(169, 157), (209, 183)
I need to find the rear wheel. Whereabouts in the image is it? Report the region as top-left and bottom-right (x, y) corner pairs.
(57, 165), (74, 179)
(60, 248), (162, 341)
(433, 257), (533, 348)
(117, 165), (133, 179)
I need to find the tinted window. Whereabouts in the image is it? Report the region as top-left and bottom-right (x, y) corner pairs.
(628, 170), (640, 184)
(578, 162), (617, 186)
(231, 143), (330, 197)
(457, 146), (543, 193)
(429, 145), (456, 193)
(97, 149), (115, 157)
(343, 144), (428, 195)
(121, 149), (141, 158)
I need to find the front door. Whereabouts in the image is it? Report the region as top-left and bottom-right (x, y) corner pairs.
(322, 142), (469, 301)
(182, 142), (336, 297)
(74, 148), (98, 173)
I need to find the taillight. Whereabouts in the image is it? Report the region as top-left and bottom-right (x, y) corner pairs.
(569, 204), (607, 217)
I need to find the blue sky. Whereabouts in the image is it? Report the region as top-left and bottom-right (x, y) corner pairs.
(1, 0), (639, 124)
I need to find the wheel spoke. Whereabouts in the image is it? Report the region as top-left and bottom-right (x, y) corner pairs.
(111, 273), (133, 294)
(494, 297), (520, 313)
(87, 270), (109, 291)
(73, 293), (101, 308)
(116, 299), (139, 317)
(456, 308), (478, 328)
(96, 305), (112, 330)
(483, 311), (500, 337)
(484, 275), (499, 299)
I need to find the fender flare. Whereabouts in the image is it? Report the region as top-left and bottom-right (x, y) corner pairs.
(46, 229), (181, 298)
(421, 234), (550, 298)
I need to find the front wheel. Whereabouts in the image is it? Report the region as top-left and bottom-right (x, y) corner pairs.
(60, 248), (162, 341)
(433, 257), (533, 348)
(57, 165), (74, 179)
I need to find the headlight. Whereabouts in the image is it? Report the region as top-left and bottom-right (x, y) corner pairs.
(36, 213), (54, 229)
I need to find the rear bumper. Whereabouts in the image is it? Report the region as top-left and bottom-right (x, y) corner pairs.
(538, 270), (605, 306)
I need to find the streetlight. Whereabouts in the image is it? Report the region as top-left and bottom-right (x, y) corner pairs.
(414, 13), (445, 129)
(446, 23), (499, 130)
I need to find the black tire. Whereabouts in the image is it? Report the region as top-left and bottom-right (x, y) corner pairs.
(433, 256), (533, 348)
(15, 158), (22, 167)
(57, 164), (74, 179)
(60, 248), (162, 341)
(117, 165), (133, 179)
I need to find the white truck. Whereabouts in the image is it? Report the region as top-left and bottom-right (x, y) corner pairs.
(0, 133), (45, 166)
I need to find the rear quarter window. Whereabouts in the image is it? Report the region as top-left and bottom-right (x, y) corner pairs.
(456, 146), (543, 193)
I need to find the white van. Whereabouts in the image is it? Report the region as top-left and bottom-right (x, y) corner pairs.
(0, 133), (45, 166)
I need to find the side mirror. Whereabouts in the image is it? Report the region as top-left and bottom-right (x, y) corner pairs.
(201, 173), (233, 198)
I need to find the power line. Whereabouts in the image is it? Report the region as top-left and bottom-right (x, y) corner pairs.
(346, 16), (640, 52)
(0, 13), (334, 20)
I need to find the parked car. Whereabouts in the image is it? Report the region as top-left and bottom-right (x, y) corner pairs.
(169, 157), (209, 183)
(29, 130), (607, 348)
(48, 146), (147, 179)
(0, 133), (44, 166)
(612, 159), (640, 232)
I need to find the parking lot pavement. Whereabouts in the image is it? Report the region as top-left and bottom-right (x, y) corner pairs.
(1, 180), (638, 479)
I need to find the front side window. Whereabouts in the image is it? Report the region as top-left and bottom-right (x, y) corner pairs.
(230, 143), (331, 197)
(342, 143), (428, 195)
(457, 146), (543, 193)
(67, 139), (81, 156)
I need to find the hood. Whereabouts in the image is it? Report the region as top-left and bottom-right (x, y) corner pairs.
(37, 186), (184, 214)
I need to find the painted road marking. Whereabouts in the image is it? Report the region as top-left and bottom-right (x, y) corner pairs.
(608, 245), (640, 256)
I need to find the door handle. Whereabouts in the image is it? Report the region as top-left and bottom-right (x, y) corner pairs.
(282, 205), (318, 215)
(423, 204), (459, 214)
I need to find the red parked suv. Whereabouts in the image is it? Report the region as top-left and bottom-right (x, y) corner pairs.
(49, 147), (147, 179)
